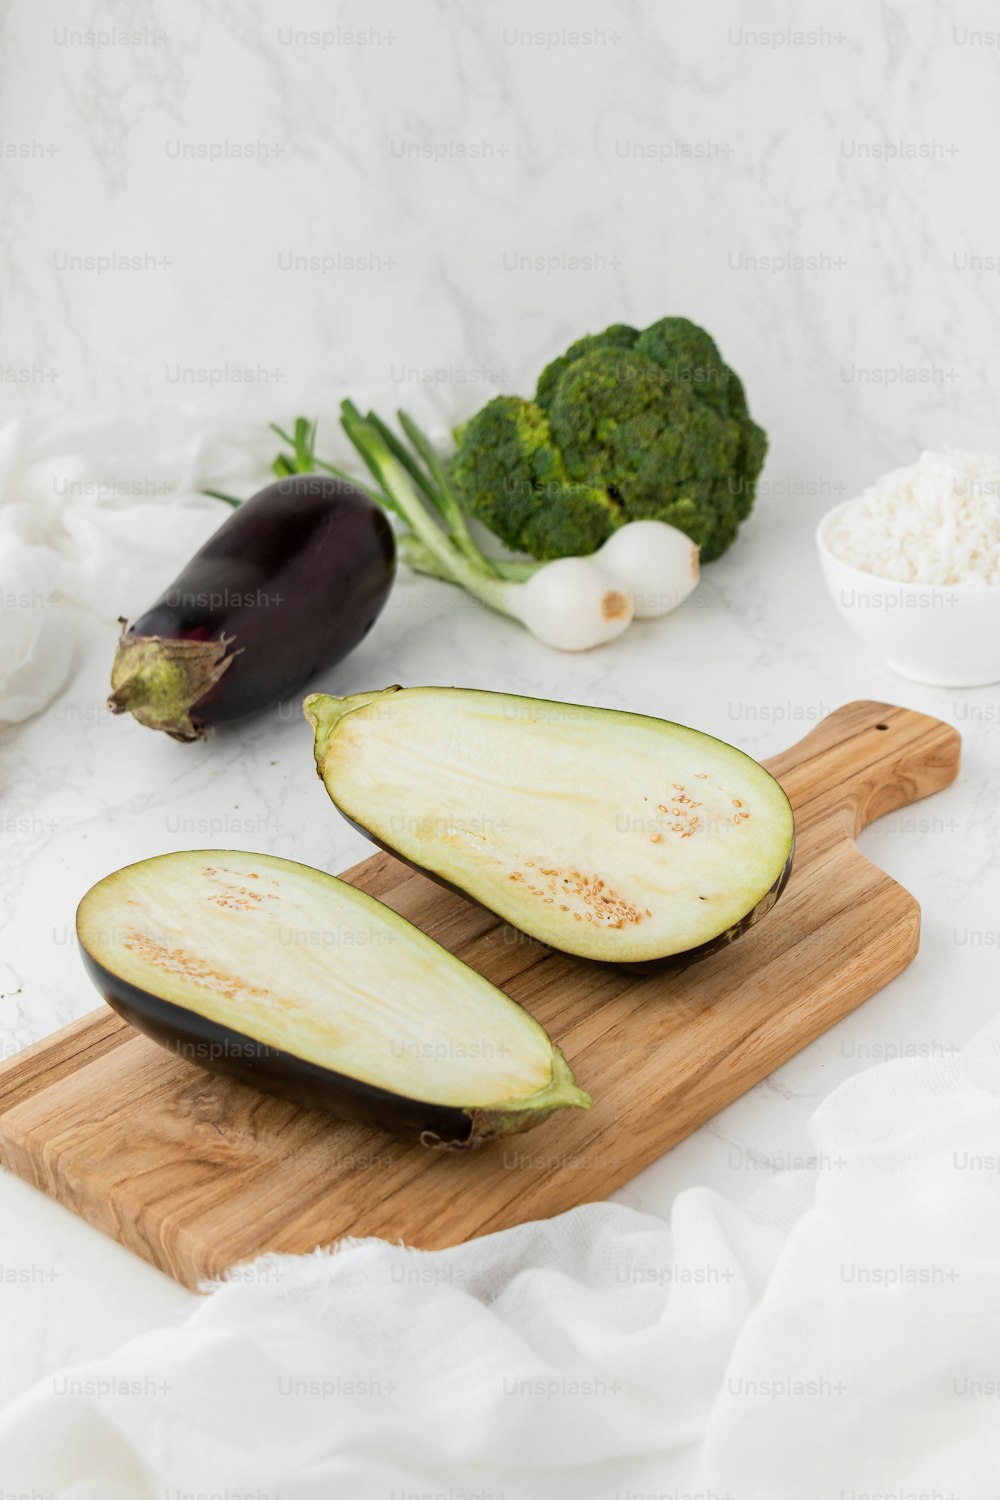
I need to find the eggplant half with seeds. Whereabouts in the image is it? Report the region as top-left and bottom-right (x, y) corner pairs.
(109, 474), (395, 742)
(76, 850), (590, 1147)
(306, 686), (795, 967)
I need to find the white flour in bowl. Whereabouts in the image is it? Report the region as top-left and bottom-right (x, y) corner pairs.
(824, 450), (1000, 585)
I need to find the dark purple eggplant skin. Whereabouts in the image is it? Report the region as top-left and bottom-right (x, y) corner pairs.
(79, 945), (477, 1146)
(330, 803), (795, 974)
(109, 475), (395, 741)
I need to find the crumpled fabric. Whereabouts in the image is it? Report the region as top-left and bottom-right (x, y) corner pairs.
(1, 1015), (999, 1499)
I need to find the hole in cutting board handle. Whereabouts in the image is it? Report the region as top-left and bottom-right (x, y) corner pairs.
(875, 723), (889, 731)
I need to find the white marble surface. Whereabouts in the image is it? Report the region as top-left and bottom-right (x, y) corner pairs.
(1, 0), (1000, 1419)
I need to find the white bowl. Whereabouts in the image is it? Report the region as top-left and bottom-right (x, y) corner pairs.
(816, 500), (1000, 687)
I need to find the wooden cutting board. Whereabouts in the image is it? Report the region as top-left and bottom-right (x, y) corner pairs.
(0, 701), (960, 1290)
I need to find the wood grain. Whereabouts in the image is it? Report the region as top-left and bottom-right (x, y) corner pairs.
(0, 701), (960, 1289)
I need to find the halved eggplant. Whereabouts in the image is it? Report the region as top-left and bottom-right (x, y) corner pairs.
(306, 686), (795, 967)
(76, 850), (590, 1147)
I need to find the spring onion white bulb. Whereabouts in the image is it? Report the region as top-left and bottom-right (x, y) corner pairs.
(594, 520), (700, 619)
(511, 557), (634, 651)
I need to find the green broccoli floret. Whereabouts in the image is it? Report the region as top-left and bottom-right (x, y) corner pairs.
(535, 323), (639, 410)
(449, 394), (618, 560)
(633, 318), (743, 420)
(451, 316), (767, 563)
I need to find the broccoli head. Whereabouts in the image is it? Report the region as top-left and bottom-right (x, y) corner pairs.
(451, 316), (767, 563)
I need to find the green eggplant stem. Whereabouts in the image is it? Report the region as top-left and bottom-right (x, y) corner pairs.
(108, 629), (240, 742)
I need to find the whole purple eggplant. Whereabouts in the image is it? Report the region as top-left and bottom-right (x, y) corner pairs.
(108, 474), (395, 741)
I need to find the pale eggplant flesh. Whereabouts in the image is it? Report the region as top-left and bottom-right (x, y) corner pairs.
(76, 850), (590, 1147)
(306, 686), (795, 968)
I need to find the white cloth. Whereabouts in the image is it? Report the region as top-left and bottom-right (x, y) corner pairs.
(2, 1017), (1000, 1498)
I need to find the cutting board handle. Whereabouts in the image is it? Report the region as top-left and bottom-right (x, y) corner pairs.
(764, 700), (961, 839)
